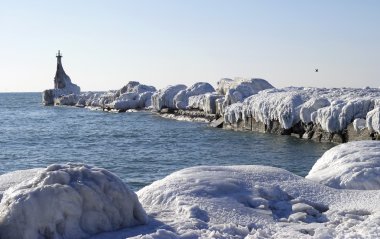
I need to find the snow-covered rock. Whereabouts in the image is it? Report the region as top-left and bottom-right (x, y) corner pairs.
(367, 107), (380, 133)
(216, 78), (274, 96)
(216, 78), (275, 115)
(353, 118), (367, 133)
(173, 82), (215, 110)
(55, 93), (79, 106)
(151, 84), (187, 111)
(306, 141), (380, 190)
(0, 164), (147, 239)
(74, 82), (156, 110)
(115, 81), (156, 96)
(204, 93), (224, 115)
(299, 98), (330, 124)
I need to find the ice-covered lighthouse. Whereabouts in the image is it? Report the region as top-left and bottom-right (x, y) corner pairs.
(42, 50), (81, 105)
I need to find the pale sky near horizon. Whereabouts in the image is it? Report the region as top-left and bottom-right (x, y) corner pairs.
(0, 0), (379, 92)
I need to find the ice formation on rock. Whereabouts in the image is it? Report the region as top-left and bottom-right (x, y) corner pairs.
(173, 82), (215, 110)
(216, 78), (274, 96)
(188, 93), (224, 114)
(367, 107), (380, 133)
(306, 141), (380, 190)
(106, 82), (156, 111)
(0, 164), (147, 239)
(216, 78), (274, 115)
(42, 51), (81, 106)
(151, 84), (187, 111)
(70, 81), (156, 110)
(353, 118), (367, 133)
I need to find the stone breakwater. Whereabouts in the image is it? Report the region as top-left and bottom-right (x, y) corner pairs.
(43, 78), (380, 143)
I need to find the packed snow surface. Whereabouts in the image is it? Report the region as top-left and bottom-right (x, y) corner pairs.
(307, 141), (380, 190)
(224, 87), (380, 132)
(0, 164), (147, 239)
(116, 165), (380, 238)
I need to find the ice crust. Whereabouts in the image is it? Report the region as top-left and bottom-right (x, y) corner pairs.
(307, 141), (380, 190)
(0, 164), (147, 239)
(224, 87), (380, 132)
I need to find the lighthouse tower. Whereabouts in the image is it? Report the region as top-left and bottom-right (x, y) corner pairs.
(54, 50), (67, 89)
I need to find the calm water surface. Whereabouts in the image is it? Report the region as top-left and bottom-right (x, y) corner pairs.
(0, 93), (335, 190)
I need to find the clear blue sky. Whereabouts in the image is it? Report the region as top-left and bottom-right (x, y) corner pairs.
(0, 0), (379, 92)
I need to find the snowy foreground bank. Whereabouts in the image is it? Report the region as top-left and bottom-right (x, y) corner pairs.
(1, 141), (380, 238)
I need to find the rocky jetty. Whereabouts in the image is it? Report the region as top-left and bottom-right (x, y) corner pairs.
(41, 55), (380, 143)
(42, 51), (80, 106)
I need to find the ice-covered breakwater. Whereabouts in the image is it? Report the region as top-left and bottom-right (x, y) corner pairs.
(43, 69), (380, 143)
(223, 87), (380, 142)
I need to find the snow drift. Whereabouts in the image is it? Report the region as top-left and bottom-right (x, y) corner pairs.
(0, 164), (147, 239)
(306, 141), (380, 190)
(132, 165), (380, 238)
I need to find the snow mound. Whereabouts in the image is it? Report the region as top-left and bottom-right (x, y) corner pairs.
(0, 164), (147, 239)
(173, 82), (215, 110)
(306, 141), (380, 190)
(131, 165), (380, 238)
(151, 84), (187, 111)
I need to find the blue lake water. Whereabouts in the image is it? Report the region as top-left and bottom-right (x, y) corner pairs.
(0, 93), (335, 191)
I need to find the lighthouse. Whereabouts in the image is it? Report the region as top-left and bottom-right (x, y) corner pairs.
(56, 50), (62, 65)
(54, 50), (69, 89)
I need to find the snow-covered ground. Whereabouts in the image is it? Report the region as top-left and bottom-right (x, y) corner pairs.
(1, 142), (380, 238)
